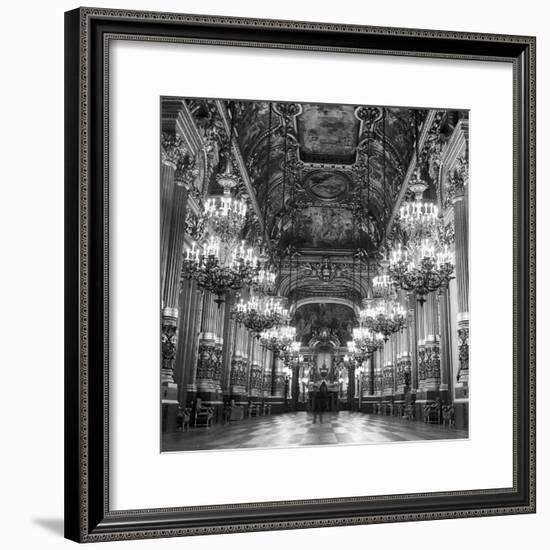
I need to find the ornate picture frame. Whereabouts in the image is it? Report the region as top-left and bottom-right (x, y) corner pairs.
(64, 7), (536, 542)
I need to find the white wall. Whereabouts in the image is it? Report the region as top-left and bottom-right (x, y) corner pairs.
(0, 0), (546, 548)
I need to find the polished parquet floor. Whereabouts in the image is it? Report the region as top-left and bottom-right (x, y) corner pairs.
(162, 411), (468, 452)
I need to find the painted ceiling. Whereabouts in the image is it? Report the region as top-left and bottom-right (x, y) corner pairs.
(182, 97), (464, 304)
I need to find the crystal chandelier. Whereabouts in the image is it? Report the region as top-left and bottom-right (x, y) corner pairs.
(251, 262), (277, 295)
(359, 298), (407, 342)
(203, 158), (248, 243)
(350, 326), (385, 357)
(397, 171), (439, 238)
(388, 238), (454, 304)
(259, 324), (297, 355)
(182, 236), (260, 305)
(372, 272), (393, 297)
(233, 294), (289, 338)
(281, 340), (301, 364)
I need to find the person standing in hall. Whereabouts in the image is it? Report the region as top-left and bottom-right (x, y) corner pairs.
(313, 381), (329, 424)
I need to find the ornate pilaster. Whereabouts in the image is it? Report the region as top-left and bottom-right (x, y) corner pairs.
(161, 307), (179, 403)
(249, 363), (263, 397)
(195, 293), (223, 396)
(229, 355), (247, 395)
(396, 353), (412, 394)
(382, 363), (395, 395)
(449, 156), (469, 398)
(418, 345), (427, 387)
(160, 133), (186, 297)
(423, 292), (441, 390)
(271, 354), (285, 398)
(438, 284), (453, 397)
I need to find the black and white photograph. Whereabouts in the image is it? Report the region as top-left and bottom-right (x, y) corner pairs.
(160, 98), (470, 452)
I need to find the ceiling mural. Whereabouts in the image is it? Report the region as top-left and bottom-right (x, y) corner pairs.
(293, 206), (356, 249)
(304, 170), (350, 202)
(297, 104), (360, 164)
(293, 303), (356, 346)
(180, 97), (465, 304)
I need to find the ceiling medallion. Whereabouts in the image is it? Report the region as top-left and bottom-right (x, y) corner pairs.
(304, 170), (350, 202)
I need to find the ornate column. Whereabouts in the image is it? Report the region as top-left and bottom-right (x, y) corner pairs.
(229, 322), (248, 401)
(182, 283), (203, 406)
(347, 362), (356, 408)
(452, 173), (469, 398)
(161, 140), (195, 409)
(364, 356), (374, 397)
(407, 293), (419, 393)
(438, 284), (453, 401)
(196, 293), (223, 401)
(416, 298), (427, 391)
(373, 349), (383, 397)
(423, 292), (441, 392)
(382, 335), (395, 397)
(271, 353), (285, 399)
(248, 338), (262, 400)
(160, 134), (184, 297)
(262, 348), (272, 399)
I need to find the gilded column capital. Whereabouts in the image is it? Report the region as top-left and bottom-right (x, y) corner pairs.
(445, 156), (469, 207)
(161, 133), (187, 168)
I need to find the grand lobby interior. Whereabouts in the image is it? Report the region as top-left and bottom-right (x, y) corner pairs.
(160, 98), (470, 452)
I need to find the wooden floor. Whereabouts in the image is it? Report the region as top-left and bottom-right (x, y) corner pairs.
(162, 411), (468, 452)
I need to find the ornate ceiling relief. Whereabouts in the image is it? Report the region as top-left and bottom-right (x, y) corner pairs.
(180, 97), (464, 308)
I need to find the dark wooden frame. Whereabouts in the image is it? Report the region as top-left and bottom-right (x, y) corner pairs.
(65, 7), (536, 542)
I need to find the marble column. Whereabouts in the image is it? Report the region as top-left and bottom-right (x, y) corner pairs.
(453, 186), (470, 398)
(248, 338), (262, 400)
(438, 284), (453, 401)
(182, 283), (203, 405)
(366, 356), (374, 396)
(271, 353), (285, 398)
(196, 293), (223, 399)
(160, 134), (185, 300)
(423, 292), (441, 391)
(373, 349), (383, 396)
(416, 298), (427, 390)
(229, 321), (248, 401)
(408, 293), (419, 393)
(161, 147), (190, 408)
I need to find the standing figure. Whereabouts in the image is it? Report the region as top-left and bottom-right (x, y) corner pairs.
(313, 381), (329, 424)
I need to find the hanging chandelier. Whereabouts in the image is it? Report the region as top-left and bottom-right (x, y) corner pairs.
(251, 258), (277, 295)
(281, 340), (301, 364)
(372, 272), (393, 297)
(359, 298), (407, 342)
(232, 294), (288, 338)
(350, 327), (385, 357)
(388, 238), (454, 303)
(259, 324), (296, 355)
(182, 236), (260, 305)
(203, 158), (248, 243)
(397, 170), (439, 238)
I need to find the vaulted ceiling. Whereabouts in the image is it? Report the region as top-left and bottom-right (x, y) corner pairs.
(230, 100), (425, 256)
(180, 98), (462, 314)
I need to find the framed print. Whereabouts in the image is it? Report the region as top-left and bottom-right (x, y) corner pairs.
(64, 7), (536, 543)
